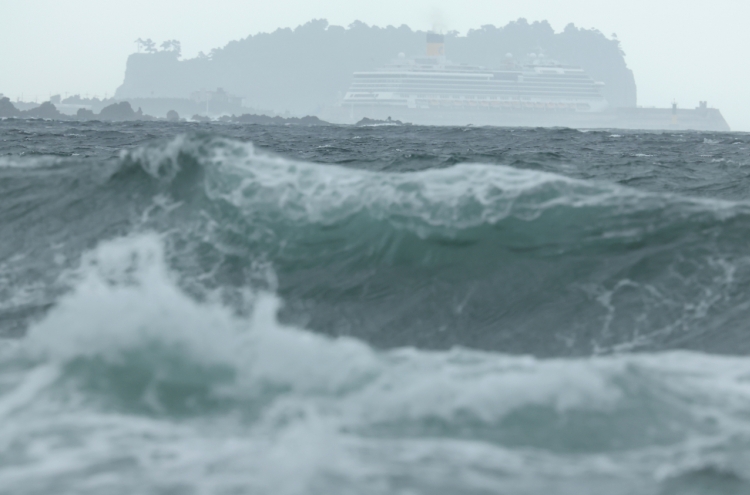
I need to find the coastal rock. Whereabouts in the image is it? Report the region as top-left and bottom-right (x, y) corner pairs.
(98, 101), (136, 121)
(233, 113), (329, 125)
(355, 117), (406, 126)
(76, 108), (96, 120)
(22, 102), (61, 119)
(0, 97), (21, 118)
(166, 110), (180, 121)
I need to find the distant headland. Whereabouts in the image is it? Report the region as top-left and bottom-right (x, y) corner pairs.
(0, 19), (730, 131)
(2, 19), (635, 123)
(116, 19), (636, 116)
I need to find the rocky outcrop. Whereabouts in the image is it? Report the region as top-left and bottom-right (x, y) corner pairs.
(115, 19), (637, 114)
(76, 108), (96, 120)
(0, 97), (21, 118)
(22, 102), (62, 119)
(98, 101), (137, 120)
(355, 117), (406, 126)
(233, 114), (329, 125)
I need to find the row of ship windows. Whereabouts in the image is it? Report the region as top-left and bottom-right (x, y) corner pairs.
(353, 73), (591, 80)
(343, 100), (601, 106)
(348, 89), (603, 96)
(341, 101), (595, 107)
(352, 77), (596, 82)
(348, 92), (603, 98)
(346, 91), (602, 101)
(345, 93), (602, 103)
(349, 81), (597, 87)
(351, 78), (594, 84)
(350, 83), (601, 90)
(353, 75), (592, 80)
(351, 80), (598, 86)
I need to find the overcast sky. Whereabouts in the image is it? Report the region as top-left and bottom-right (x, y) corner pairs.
(2, 0), (749, 129)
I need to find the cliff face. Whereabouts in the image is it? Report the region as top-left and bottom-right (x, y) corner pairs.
(116, 19), (637, 114)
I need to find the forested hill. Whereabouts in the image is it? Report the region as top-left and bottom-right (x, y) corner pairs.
(115, 19), (637, 115)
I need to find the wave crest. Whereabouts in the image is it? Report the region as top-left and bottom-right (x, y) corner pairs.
(5, 134), (750, 356)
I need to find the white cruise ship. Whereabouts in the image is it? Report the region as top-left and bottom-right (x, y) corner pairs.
(331, 33), (608, 126)
(320, 33), (729, 130)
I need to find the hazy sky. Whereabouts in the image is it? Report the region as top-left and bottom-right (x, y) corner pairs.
(2, 0), (749, 129)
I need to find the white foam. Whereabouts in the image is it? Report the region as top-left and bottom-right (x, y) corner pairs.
(116, 136), (750, 241)
(0, 155), (61, 168)
(3, 233), (750, 493)
(25, 233), (244, 366)
(20, 233), (627, 417)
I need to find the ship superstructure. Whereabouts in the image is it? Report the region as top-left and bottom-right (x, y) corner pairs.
(322, 33), (730, 131)
(340, 33), (608, 120)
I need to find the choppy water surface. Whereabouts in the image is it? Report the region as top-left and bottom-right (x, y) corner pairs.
(1, 119), (750, 494)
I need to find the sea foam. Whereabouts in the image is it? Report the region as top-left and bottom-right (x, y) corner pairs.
(0, 233), (749, 494)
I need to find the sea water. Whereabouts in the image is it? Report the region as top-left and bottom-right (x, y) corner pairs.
(1, 119), (750, 494)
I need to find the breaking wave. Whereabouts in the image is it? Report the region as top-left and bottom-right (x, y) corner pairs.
(1, 233), (750, 494)
(6, 134), (749, 353)
(3, 131), (750, 493)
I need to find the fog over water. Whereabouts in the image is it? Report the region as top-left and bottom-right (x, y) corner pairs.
(1, 0), (749, 129)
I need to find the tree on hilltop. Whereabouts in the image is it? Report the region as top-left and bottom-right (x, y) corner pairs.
(160, 40), (182, 57)
(142, 39), (157, 53)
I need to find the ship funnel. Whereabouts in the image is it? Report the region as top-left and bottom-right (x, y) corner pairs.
(426, 33), (444, 57)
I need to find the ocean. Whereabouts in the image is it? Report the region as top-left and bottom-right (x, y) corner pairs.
(1, 119), (750, 494)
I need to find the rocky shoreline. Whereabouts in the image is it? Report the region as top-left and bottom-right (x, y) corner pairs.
(0, 97), (330, 125)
